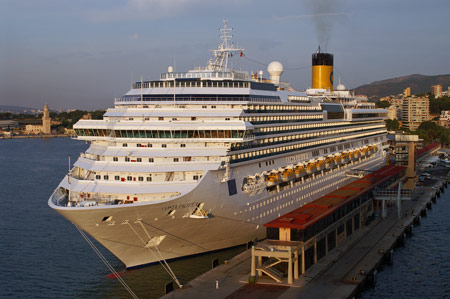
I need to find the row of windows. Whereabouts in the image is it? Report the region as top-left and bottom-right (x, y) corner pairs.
(230, 130), (385, 164)
(232, 125), (385, 152)
(134, 80), (250, 89)
(111, 156), (191, 163)
(118, 95), (281, 103)
(241, 114), (322, 124)
(243, 104), (320, 113)
(75, 129), (246, 139)
(93, 174), (202, 182)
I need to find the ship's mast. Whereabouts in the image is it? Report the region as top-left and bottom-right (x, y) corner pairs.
(207, 19), (244, 71)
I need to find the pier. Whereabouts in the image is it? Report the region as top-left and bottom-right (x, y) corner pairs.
(162, 161), (448, 299)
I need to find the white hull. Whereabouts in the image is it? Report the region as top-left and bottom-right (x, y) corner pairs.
(50, 151), (385, 268)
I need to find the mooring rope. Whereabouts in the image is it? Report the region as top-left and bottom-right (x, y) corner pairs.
(74, 225), (139, 299)
(126, 222), (183, 289)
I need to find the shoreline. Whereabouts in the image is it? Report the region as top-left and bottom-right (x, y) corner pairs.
(0, 134), (71, 139)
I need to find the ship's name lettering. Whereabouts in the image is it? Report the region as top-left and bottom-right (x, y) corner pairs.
(286, 153), (308, 164)
(161, 202), (199, 210)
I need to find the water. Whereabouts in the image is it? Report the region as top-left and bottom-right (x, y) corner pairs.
(361, 189), (450, 298)
(0, 138), (245, 298)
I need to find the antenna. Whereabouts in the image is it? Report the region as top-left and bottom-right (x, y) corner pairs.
(140, 75), (143, 105)
(68, 155), (72, 206)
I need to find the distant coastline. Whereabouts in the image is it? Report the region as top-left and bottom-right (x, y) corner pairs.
(0, 134), (71, 140)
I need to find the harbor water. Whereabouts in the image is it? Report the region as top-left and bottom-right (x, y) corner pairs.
(1, 138), (450, 298)
(0, 138), (245, 299)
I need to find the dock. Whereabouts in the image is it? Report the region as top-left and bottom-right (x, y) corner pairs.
(162, 166), (449, 299)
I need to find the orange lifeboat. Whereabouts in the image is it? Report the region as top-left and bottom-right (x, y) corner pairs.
(334, 154), (342, 165)
(306, 162), (316, 175)
(349, 151), (356, 161)
(354, 149), (361, 159)
(361, 147), (368, 157)
(281, 167), (295, 182)
(265, 171), (280, 187)
(316, 159), (325, 171)
(294, 164), (306, 179)
(341, 153), (349, 164)
(325, 156), (335, 169)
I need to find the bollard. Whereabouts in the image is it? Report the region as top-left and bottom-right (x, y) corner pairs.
(216, 280), (219, 289)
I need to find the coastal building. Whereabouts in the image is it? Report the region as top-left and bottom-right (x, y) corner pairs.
(439, 110), (450, 128)
(387, 106), (397, 120)
(0, 120), (19, 130)
(401, 96), (429, 131)
(403, 87), (411, 98)
(390, 98), (403, 121)
(24, 104), (52, 134)
(432, 85), (442, 98)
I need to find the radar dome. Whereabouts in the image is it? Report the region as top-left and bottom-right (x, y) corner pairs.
(168, 66), (174, 73)
(337, 83), (346, 91)
(267, 61), (284, 84)
(267, 61), (284, 76)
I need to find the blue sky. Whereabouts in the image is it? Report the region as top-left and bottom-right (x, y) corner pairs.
(1, 0), (449, 110)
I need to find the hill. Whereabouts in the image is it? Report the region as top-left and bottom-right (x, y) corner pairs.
(354, 74), (450, 99)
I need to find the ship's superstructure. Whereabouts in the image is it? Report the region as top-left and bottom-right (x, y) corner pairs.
(49, 21), (388, 268)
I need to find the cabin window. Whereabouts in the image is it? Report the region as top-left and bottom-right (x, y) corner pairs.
(147, 177), (152, 181)
(113, 157), (118, 162)
(127, 176), (132, 181)
(103, 175), (109, 180)
(138, 177), (143, 181)
(95, 175), (101, 179)
(173, 158), (179, 162)
(149, 158), (154, 162)
(125, 157), (130, 162)
(115, 176), (120, 180)
(137, 158), (142, 162)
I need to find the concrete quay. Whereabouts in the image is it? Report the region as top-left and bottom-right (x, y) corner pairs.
(162, 168), (449, 299)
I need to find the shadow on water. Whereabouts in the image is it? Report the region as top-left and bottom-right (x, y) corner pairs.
(0, 138), (246, 299)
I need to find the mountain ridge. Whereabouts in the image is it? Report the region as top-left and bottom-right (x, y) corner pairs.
(354, 73), (450, 99)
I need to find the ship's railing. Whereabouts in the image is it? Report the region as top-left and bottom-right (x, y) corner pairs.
(114, 96), (281, 104)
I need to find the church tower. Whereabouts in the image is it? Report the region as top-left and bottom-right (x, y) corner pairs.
(42, 104), (51, 134)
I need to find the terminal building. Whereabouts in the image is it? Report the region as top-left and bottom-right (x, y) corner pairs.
(250, 165), (406, 284)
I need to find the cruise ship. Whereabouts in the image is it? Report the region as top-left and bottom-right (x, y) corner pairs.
(49, 21), (388, 268)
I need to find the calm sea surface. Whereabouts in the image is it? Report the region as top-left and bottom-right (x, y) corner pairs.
(2, 138), (450, 298)
(0, 138), (245, 299)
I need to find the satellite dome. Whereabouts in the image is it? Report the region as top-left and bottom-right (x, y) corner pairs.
(168, 66), (174, 73)
(267, 61), (284, 76)
(337, 83), (346, 91)
(267, 61), (283, 84)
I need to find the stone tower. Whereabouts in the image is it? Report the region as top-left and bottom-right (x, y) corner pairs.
(42, 104), (51, 134)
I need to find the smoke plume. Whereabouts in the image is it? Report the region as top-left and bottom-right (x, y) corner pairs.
(307, 0), (340, 51)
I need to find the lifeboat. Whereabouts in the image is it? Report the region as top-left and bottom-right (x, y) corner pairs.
(294, 164), (306, 179)
(348, 151), (356, 161)
(281, 167), (295, 182)
(354, 149), (361, 160)
(306, 162), (317, 175)
(341, 152), (350, 164)
(361, 147), (368, 157)
(334, 154), (342, 166)
(265, 171), (280, 187)
(325, 156), (335, 169)
(316, 159), (325, 171)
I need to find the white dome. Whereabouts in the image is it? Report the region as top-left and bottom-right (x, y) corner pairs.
(168, 66), (174, 73)
(337, 83), (346, 91)
(267, 61), (284, 76)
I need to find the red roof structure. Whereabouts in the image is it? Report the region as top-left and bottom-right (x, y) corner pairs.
(264, 165), (406, 230)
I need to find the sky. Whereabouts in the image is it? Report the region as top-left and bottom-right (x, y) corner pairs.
(1, 0), (450, 110)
